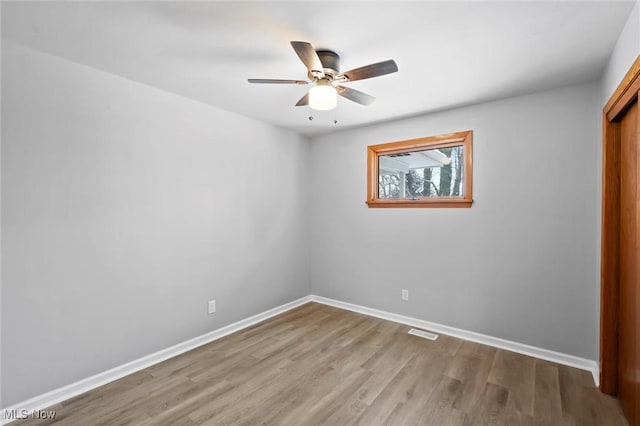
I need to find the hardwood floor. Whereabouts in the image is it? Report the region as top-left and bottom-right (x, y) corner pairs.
(19, 302), (626, 425)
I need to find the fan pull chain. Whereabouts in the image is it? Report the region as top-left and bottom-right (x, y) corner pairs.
(308, 107), (314, 121)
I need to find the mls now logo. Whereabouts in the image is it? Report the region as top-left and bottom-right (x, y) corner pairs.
(3, 409), (56, 420)
(3, 409), (29, 420)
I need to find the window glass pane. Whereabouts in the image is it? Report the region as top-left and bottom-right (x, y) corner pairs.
(378, 145), (465, 199)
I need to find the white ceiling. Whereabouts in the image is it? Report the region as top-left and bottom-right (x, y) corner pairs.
(1, 1), (635, 136)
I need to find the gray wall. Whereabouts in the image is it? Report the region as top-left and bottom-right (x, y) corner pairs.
(1, 41), (310, 406)
(309, 82), (600, 360)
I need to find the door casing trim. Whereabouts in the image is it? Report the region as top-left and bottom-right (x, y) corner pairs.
(600, 54), (640, 395)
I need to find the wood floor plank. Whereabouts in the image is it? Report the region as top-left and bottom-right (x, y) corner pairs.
(446, 341), (498, 414)
(353, 368), (418, 426)
(415, 375), (465, 423)
(381, 351), (452, 424)
(467, 382), (512, 426)
(355, 344), (416, 405)
(140, 379), (233, 426)
(15, 302), (627, 426)
(533, 360), (563, 425)
(558, 363), (628, 426)
(487, 349), (536, 417)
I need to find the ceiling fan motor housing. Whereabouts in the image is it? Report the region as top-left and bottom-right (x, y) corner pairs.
(316, 50), (340, 76)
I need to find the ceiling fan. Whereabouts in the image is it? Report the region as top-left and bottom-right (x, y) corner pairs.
(248, 41), (398, 111)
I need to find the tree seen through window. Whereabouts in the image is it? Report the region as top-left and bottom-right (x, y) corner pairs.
(378, 145), (464, 199)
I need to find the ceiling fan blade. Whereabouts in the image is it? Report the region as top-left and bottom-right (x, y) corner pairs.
(336, 85), (376, 105)
(338, 59), (398, 82)
(290, 41), (324, 77)
(295, 92), (309, 107)
(248, 79), (309, 85)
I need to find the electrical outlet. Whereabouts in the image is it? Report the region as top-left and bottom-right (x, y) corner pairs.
(401, 289), (409, 301)
(208, 300), (216, 314)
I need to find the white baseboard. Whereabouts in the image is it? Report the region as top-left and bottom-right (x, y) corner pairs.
(309, 295), (600, 387)
(2, 293), (601, 424)
(0, 295), (312, 425)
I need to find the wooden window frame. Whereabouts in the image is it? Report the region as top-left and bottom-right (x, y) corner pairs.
(366, 130), (473, 208)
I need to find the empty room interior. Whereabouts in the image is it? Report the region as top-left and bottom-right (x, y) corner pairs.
(2, 0), (640, 425)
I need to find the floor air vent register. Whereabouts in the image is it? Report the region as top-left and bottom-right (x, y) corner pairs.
(408, 328), (439, 341)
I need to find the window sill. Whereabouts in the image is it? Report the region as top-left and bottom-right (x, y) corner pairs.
(366, 199), (473, 208)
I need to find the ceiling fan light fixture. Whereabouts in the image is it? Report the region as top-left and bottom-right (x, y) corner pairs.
(309, 80), (337, 111)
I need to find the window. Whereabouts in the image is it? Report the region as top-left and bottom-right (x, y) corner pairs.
(366, 131), (473, 208)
